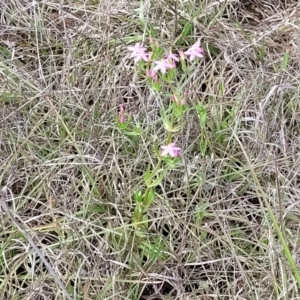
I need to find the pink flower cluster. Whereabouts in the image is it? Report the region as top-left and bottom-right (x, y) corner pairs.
(127, 38), (204, 75)
(125, 38), (204, 158)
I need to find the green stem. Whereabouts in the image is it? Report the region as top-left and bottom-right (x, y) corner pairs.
(136, 91), (177, 227)
(137, 159), (162, 225)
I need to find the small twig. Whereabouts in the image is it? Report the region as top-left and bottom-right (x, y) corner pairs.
(274, 154), (284, 235)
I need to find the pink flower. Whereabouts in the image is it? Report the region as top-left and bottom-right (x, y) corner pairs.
(146, 69), (158, 81)
(119, 104), (125, 123)
(153, 59), (174, 74)
(184, 39), (204, 61)
(161, 143), (181, 157)
(171, 91), (188, 105)
(166, 53), (179, 62)
(182, 90), (188, 104)
(127, 43), (149, 63)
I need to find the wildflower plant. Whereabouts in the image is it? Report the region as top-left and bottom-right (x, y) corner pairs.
(125, 37), (204, 232)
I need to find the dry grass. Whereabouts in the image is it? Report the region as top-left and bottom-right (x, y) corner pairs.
(0, 0), (300, 299)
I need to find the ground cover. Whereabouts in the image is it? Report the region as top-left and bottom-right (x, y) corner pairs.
(0, 0), (300, 299)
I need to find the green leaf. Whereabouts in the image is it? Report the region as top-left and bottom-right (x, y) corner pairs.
(134, 190), (144, 203)
(153, 143), (161, 158)
(160, 109), (172, 131)
(144, 164), (152, 184)
(139, 238), (167, 262)
(144, 188), (155, 207)
(164, 156), (180, 167)
(91, 205), (107, 213)
(133, 204), (142, 222)
(219, 82), (224, 96)
(123, 126), (142, 136)
(195, 103), (207, 128)
(145, 170), (166, 188)
(176, 23), (192, 46)
(199, 139), (207, 156)
(282, 50), (290, 70)
(133, 204), (148, 235)
(137, 2), (145, 25)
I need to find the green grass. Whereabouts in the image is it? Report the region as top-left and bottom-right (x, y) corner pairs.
(0, 0), (300, 299)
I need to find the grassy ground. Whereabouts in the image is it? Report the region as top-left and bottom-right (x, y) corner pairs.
(1, 0), (300, 299)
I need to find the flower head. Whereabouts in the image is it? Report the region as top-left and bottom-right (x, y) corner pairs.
(166, 52), (179, 62)
(118, 104), (125, 123)
(182, 90), (188, 105)
(127, 43), (149, 63)
(146, 69), (158, 81)
(171, 90), (188, 106)
(161, 143), (181, 157)
(153, 59), (174, 74)
(179, 49), (185, 61)
(184, 39), (204, 61)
